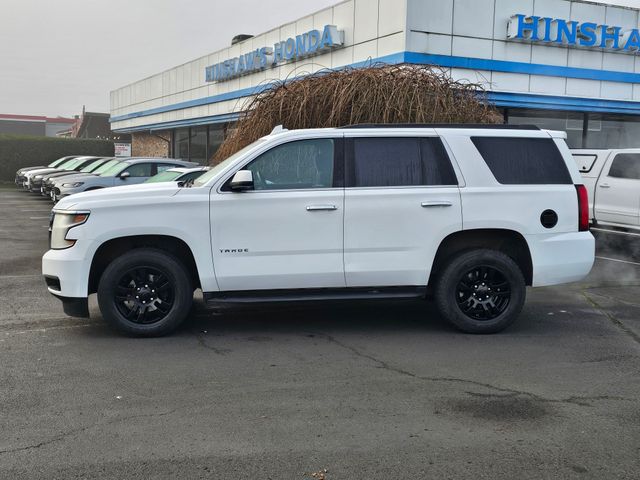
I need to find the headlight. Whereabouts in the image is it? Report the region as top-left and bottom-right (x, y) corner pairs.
(62, 182), (84, 188)
(49, 211), (90, 249)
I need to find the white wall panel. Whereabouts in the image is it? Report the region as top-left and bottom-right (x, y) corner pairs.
(407, 32), (452, 55)
(530, 75), (566, 95)
(570, 1), (605, 25)
(378, 0), (405, 37)
(533, 0), (570, 19)
(491, 72), (530, 92)
(453, 0), (494, 39)
(354, 0), (379, 44)
(378, 32), (405, 57)
(353, 39), (378, 61)
(407, 0), (453, 35)
(492, 40), (531, 62)
(601, 81), (632, 100)
(605, 5), (638, 31)
(493, 0), (532, 40)
(452, 37), (492, 59)
(332, 45), (354, 67)
(333, 1), (355, 45)
(566, 78), (600, 97)
(531, 44), (568, 67)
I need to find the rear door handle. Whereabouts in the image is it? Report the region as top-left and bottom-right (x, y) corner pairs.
(421, 201), (453, 207)
(599, 183), (610, 188)
(306, 205), (337, 211)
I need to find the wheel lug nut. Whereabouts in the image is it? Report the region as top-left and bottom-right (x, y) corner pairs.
(136, 296), (139, 299)
(142, 301), (146, 304)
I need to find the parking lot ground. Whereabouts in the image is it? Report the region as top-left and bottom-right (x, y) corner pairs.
(0, 187), (638, 479)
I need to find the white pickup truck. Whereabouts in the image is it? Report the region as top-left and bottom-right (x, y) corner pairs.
(572, 149), (640, 230)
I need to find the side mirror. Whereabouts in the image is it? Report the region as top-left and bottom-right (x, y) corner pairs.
(229, 170), (254, 191)
(119, 171), (131, 179)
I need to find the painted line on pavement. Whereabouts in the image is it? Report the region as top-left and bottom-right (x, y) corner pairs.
(596, 255), (640, 267)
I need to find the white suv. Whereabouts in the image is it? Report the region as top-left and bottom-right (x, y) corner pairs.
(42, 125), (594, 336)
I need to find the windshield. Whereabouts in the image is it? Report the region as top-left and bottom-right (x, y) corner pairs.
(48, 156), (73, 167)
(193, 139), (266, 187)
(100, 162), (129, 177)
(80, 159), (107, 173)
(145, 170), (183, 183)
(59, 158), (83, 170)
(94, 160), (124, 175)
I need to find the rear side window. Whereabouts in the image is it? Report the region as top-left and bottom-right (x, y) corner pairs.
(608, 153), (640, 180)
(346, 137), (457, 187)
(471, 137), (572, 185)
(573, 154), (598, 173)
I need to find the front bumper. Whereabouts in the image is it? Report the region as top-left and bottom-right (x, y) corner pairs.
(42, 247), (91, 298)
(56, 185), (84, 199)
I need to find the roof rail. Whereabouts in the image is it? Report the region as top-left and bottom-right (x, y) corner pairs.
(270, 124), (287, 134)
(338, 123), (541, 130)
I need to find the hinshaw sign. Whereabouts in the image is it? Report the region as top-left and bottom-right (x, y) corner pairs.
(508, 14), (640, 54)
(205, 24), (344, 83)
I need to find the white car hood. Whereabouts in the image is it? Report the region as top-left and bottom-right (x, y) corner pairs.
(54, 183), (182, 210)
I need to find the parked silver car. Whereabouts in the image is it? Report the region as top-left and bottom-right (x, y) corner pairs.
(52, 157), (198, 201)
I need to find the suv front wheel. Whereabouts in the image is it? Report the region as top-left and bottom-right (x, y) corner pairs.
(434, 249), (526, 334)
(97, 248), (193, 336)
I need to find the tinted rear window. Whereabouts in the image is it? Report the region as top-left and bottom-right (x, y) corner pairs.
(346, 137), (457, 187)
(608, 153), (640, 180)
(471, 137), (572, 185)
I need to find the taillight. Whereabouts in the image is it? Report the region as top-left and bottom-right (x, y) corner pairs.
(576, 184), (589, 232)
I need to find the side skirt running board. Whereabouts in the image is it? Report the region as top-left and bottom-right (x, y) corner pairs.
(203, 286), (427, 305)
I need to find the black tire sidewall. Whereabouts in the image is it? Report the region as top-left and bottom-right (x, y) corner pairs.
(97, 248), (193, 337)
(435, 249), (526, 334)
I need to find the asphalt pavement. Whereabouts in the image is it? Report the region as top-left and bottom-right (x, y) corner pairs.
(0, 187), (638, 479)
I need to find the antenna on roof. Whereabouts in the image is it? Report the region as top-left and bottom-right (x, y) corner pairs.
(270, 125), (287, 134)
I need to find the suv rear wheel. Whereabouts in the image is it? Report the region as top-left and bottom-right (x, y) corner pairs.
(97, 248), (193, 336)
(434, 249), (525, 334)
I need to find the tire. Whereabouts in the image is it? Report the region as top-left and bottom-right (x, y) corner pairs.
(434, 249), (526, 334)
(97, 248), (193, 337)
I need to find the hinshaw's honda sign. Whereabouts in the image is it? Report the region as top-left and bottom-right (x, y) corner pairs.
(205, 24), (344, 83)
(508, 14), (640, 54)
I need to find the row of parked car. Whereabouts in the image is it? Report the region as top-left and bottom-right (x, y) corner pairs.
(15, 155), (208, 202)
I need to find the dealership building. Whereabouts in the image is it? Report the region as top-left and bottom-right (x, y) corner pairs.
(110, 0), (640, 163)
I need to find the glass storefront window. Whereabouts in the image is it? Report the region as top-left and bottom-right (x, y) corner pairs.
(208, 125), (225, 161)
(585, 114), (640, 149)
(507, 109), (584, 148)
(174, 128), (189, 160)
(190, 126), (207, 165)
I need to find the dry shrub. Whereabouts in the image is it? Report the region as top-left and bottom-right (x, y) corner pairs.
(213, 63), (501, 163)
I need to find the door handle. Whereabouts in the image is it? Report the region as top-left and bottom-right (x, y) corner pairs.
(421, 201), (453, 207)
(599, 183), (610, 188)
(306, 205), (337, 211)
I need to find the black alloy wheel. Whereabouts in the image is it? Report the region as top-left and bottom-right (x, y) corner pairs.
(114, 266), (175, 325)
(455, 265), (510, 320)
(434, 249), (526, 334)
(98, 248), (193, 336)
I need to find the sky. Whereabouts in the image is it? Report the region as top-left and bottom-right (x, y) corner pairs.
(1, 0), (639, 118)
